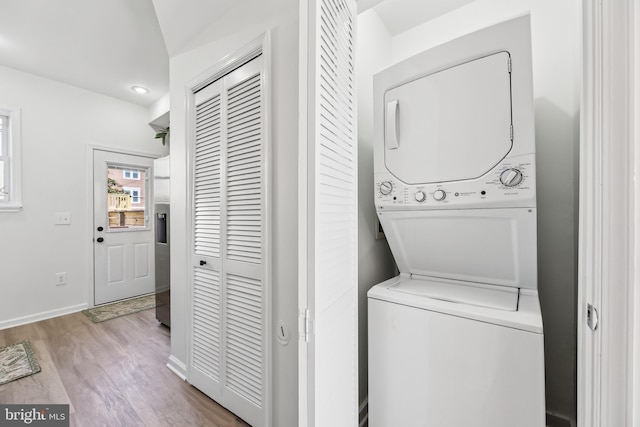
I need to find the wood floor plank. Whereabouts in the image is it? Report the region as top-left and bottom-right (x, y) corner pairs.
(0, 322), (43, 347)
(0, 339), (74, 410)
(0, 328), (74, 413)
(0, 309), (251, 427)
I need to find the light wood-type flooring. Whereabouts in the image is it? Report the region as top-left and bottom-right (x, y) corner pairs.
(0, 308), (250, 427)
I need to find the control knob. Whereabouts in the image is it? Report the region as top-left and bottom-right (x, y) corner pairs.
(433, 189), (446, 201)
(415, 191), (426, 203)
(500, 168), (523, 187)
(379, 181), (393, 195)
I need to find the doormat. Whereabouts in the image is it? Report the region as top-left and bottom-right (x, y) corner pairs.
(0, 340), (41, 386)
(82, 294), (155, 323)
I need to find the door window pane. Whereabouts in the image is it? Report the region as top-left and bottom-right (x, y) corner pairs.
(107, 165), (147, 229)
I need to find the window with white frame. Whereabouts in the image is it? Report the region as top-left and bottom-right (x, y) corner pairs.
(0, 106), (22, 211)
(123, 169), (140, 180)
(123, 187), (141, 204)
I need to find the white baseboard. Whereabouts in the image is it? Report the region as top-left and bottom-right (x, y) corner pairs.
(167, 355), (187, 381)
(0, 303), (88, 330)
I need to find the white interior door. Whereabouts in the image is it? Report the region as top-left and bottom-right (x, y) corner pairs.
(189, 54), (269, 427)
(299, 0), (359, 425)
(93, 149), (155, 305)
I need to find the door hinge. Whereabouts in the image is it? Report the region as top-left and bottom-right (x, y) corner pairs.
(587, 303), (599, 331)
(300, 308), (312, 343)
(508, 57), (512, 73)
(510, 124), (514, 141)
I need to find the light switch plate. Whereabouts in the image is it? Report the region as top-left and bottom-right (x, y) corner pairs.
(55, 212), (71, 225)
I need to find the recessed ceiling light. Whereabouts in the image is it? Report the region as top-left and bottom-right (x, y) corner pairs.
(131, 85), (150, 94)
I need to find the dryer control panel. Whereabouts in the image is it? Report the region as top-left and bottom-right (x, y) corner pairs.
(375, 153), (535, 210)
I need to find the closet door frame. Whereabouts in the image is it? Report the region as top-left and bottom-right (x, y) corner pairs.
(185, 32), (272, 427)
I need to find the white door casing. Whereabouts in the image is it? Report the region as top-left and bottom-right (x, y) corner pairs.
(299, 0), (359, 426)
(93, 149), (155, 305)
(188, 52), (270, 427)
(579, 0), (637, 426)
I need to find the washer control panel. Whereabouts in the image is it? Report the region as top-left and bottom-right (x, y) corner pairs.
(376, 154), (535, 209)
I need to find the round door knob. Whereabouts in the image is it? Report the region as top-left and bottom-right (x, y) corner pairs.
(96, 237), (104, 243)
(500, 168), (523, 187)
(97, 226), (104, 232)
(379, 181), (393, 195)
(415, 191), (426, 202)
(199, 260), (207, 266)
(433, 189), (446, 201)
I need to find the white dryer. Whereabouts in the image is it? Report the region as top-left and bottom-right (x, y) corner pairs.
(368, 15), (545, 427)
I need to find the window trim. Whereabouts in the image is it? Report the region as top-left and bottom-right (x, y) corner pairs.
(0, 106), (22, 212)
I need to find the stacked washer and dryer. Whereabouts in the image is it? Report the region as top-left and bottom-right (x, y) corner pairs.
(368, 16), (546, 427)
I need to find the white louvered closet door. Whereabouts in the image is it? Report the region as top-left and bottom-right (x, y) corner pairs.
(300, 0), (358, 426)
(191, 55), (268, 427)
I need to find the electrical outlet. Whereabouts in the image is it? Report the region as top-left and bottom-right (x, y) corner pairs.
(55, 272), (67, 286)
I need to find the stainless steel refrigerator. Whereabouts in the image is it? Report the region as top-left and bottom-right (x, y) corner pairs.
(154, 156), (170, 327)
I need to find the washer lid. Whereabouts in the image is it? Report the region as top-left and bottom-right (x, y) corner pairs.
(368, 275), (544, 333)
(389, 276), (519, 311)
(384, 51), (513, 184)
(377, 207), (538, 290)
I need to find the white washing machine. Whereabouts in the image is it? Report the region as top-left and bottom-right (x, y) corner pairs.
(368, 15), (546, 427)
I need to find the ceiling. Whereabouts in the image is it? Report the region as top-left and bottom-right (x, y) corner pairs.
(0, 0), (473, 108)
(370, 0), (477, 36)
(151, 0), (236, 57)
(0, 0), (170, 107)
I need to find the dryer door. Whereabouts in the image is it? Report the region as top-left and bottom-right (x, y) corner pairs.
(384, 51), (513, 184)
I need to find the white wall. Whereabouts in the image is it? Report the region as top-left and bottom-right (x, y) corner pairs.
(0, 65), (167, 328)
(387, 0), (581, 422)
(355, 8), (397, 407)
(167, 1), (299, 426)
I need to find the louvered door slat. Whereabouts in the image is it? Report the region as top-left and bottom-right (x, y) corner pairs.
(228, 103), (260, 122)
(227, 275), (263, 405)
(226, 70), (263, 265)
(192, 267), (221, 381)
(227, 132), (262, 148)
(228, 166), (261, 179)
(227, 348), (262, 374)
(228, 117), (261, 134)
(225, 158), (259, 172)
(227, 81), (260, 100)
(225, 273), (263, 406)
(227, 196), (261, 205)
(194, 93), (222, 258)
(227, 319), (262, 341)
(227, 310), (262, 331)
(195, 150), (220, 162)
(228, 75), (261, 98)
